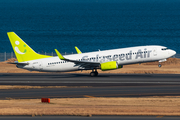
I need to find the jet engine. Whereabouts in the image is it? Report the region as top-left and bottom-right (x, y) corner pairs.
(100, 61), (123, 71)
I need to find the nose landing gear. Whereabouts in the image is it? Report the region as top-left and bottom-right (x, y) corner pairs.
(90, 69), (98, 77)
(158, 59), (166, 68)
(158, 63), (162, 68)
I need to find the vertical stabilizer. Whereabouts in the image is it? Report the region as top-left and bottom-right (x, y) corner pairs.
(7, 32), (52, 62)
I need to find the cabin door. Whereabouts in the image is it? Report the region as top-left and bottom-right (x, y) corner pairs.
(39, 62), (43, 70)
(153, 48), (157, 56)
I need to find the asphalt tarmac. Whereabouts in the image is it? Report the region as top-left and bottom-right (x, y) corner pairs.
(0, 73), (180, 86)
(0, 73), (180, 99)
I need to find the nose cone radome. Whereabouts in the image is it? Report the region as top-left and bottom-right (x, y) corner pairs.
(172, 50), (176, 56)
(169, 50), (176, 56)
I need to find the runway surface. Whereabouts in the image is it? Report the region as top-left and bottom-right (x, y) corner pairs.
(1, 85), (180, 99)
(0, 73), (180, 99)
(0, 73), (180, 86)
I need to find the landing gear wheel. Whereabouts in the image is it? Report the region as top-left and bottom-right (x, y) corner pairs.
(158, 64), (162, 68)
(90, 71), (98, 77)
(90, 72), (95, 77)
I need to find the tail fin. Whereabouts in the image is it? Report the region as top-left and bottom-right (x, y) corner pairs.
(7, 32), (52, 62)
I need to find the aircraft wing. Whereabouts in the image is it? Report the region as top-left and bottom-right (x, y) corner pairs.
(55, 49), (100, 68)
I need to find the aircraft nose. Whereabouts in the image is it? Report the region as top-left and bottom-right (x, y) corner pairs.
(170, 50), (176, 56)
(172, 50), (176, 55)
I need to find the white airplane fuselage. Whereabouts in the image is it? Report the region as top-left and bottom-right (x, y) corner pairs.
(17, 45), (176, 72)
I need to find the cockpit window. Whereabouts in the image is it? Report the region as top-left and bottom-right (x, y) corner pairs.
(161, 48), (168, 50)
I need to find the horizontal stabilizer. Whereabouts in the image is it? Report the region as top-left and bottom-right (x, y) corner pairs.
(7, 62), (29, 65)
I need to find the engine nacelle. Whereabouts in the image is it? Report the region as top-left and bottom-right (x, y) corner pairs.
(101, 61), (123, 71)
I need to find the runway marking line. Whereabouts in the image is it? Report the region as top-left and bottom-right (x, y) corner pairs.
(156, 116), (164, 118)
(83, 95), (95, 98)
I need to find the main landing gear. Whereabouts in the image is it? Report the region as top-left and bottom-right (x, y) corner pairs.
(90, 69), (98, 77)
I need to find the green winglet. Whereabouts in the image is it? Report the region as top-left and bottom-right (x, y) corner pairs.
(55, 49), (66, 60)
(75, 46), (82, 54)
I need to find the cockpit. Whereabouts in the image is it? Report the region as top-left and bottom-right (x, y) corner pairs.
(161, 47), (168, 51)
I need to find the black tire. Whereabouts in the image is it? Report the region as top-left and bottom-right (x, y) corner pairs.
(90, 72), (95, 77)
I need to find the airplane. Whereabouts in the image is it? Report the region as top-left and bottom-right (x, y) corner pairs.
(7, 32), (176, 77)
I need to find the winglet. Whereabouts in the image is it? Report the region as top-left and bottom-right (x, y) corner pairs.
(75, 46), (82, 54)
(55, 49), (66, 60)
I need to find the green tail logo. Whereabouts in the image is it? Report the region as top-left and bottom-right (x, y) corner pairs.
(14, 40), (27, 54)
